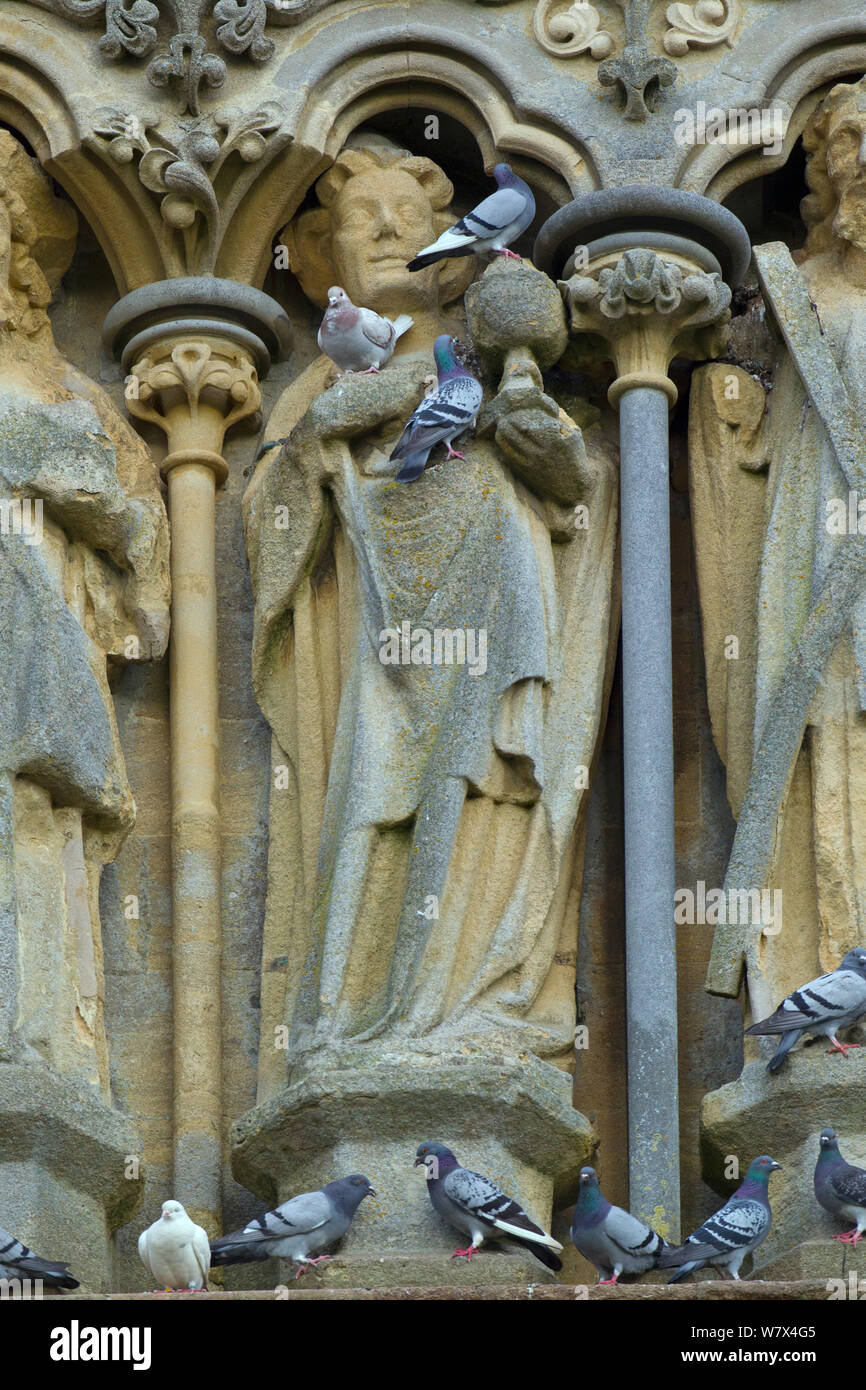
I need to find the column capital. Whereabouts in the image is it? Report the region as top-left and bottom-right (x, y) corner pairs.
(560, 247), (732, 406)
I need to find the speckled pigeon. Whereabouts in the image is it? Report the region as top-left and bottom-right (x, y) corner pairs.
(746, 947), (866, 1072)
(414, 1141), (563, 1270)
(657, 1155), (781, 1282)
(209, 1175), (375, 1277)
(138, 1200), (210, 1291)
(317, 286), (413, 374)
(570, 1167), (667, 1283)
(406, 164), (535, 270)
(814, 1128), (866, 1245)
(389, 335), (482, 482)
(0, 1223), (78, 1289)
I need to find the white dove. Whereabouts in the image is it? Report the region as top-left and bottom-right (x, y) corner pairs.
(138, 1200), (210, 1291)
(317, 286), (413, 373)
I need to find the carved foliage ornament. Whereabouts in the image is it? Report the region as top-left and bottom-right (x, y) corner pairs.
(88, 102), (289, 273)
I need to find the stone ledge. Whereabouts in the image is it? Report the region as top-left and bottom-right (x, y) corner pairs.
(55, 1280), (830, 1300)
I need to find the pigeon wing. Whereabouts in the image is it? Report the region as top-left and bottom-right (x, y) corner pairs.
(748, 969), (866, 1033)
(246, 1189), (333, 1241)
(453, 187), (528, 243)
(137, 1228), (154, 1281)
(831, 1164), (866, 1208)
(443, 1168), (561, 1248)
(603, 1205), (664, 1259)
(693, 1197), (768, 1252)
(358, 309), (394, 350)
(390, 376), (481, 461)
(191, 1223), (211, 1286)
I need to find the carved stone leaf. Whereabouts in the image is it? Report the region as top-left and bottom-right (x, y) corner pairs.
(664, 0), (739, 56)
(533, 1), (615, 60)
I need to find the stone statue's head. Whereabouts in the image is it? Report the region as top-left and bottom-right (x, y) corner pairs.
(286, 134), (475, 313)
(0, 132), (77, 340)
(802, 77), (866, 256)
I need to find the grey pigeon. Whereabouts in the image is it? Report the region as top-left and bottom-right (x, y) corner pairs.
(138, 1200), (210, 1291)
(658, 1154), (781, 1282)
(209, 1175), (375, 1277)
(0, 1223), (78, 1290)
(389, 335), (482, 482)
(414, 1141), (563, 1270)
(407, 164), (535, 270)
(317, 286), (413, 373)
(746, 947), (866, 1072)
(814, 1128), (866, 1245)
(570, 1166), (667, 1284)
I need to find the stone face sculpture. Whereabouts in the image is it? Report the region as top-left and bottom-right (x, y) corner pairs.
(691, 78), (866, 1273)
(0, 131), (170, 1092)
(245, 139), (618, 1079)
(239, 139), (616, 1252)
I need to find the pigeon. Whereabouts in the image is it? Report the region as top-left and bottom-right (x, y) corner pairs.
(137, 1200), (210, 1291)
(657, 1155), (782, 1282)
(414, 1140), (563, 1270)
(814, 1128), (866, 1245)
(209, 1175), (375, 1277)
(570, 1167), (668, 1284)
(0, 1224), (78, 1290)
(407, 163), (535, 271)
(745, 947), (866, 1072)
(317, 287), (413, 374)
(389, 335), (483, 482)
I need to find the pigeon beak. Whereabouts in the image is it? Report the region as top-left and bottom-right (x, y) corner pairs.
(771, 1161), (783, 1171)
(367, 1187), (377, 1197)
(413, 1157), (423, 1168)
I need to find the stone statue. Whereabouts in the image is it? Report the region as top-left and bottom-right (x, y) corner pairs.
(692, 78), (866, 1272)
(0, 131), (169, 1093)
(244, 137), (619, 1098)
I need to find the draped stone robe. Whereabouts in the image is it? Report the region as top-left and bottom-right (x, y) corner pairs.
(246, 355), (618, 1091)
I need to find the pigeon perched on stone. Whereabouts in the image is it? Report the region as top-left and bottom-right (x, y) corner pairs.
(389, 335), (483, 482)
(209, 1175), (375, 1277)
(407, 164), (535, 270)
(0, 1224), (78, 1290)
(414, 1141), (563, 1270)
(138, 1200), (210, 1291)
(745, 947), (866, 1072)
(658, 1155), (781, 1282)
(317, 287), (413, 374)
(814, 1128), (866, 1245)
(570, 1167), (667, 1284)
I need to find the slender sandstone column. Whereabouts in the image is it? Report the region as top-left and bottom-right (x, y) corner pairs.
(125, 337), (260, 1235)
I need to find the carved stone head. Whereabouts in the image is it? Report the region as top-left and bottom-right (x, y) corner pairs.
(0, 132), (77, 341)
(285, 136), (474, 314)
(802, 77), (866, 257)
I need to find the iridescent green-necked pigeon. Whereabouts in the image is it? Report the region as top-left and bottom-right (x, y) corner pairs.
(389, 335), (482, 482)
(570, 1167), (668, 1284)
(814, 1128), (866, 1245)
(658, 1155), (781, 1282)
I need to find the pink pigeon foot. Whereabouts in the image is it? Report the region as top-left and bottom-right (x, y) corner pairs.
(361, 364), (380, 374)
(835, 1229), (863, 1244)
(598, 1274), (619, 1285)
(445, 445), (465, 460)
(451, 1245), (477, 1260)
(294, 1254), (332, 1278)
(497, 248), (522, 260)
(827, 1040), (861, 1058)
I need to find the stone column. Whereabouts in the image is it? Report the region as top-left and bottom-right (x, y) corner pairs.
(537, 188), (750, 1237)
(104, 281), (290, 1236)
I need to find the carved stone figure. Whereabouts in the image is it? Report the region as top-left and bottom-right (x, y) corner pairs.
(0, 130), (170, 1092)
(245, 138), (618, 1078)
(692, 78), (866, 1272)
(238, 138), (616, 1247)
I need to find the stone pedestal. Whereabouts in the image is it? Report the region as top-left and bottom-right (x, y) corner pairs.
(231, 1052), (592, 1282)
(0, 1064), (144, 1292)
(701, 1054), (866, 1276)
